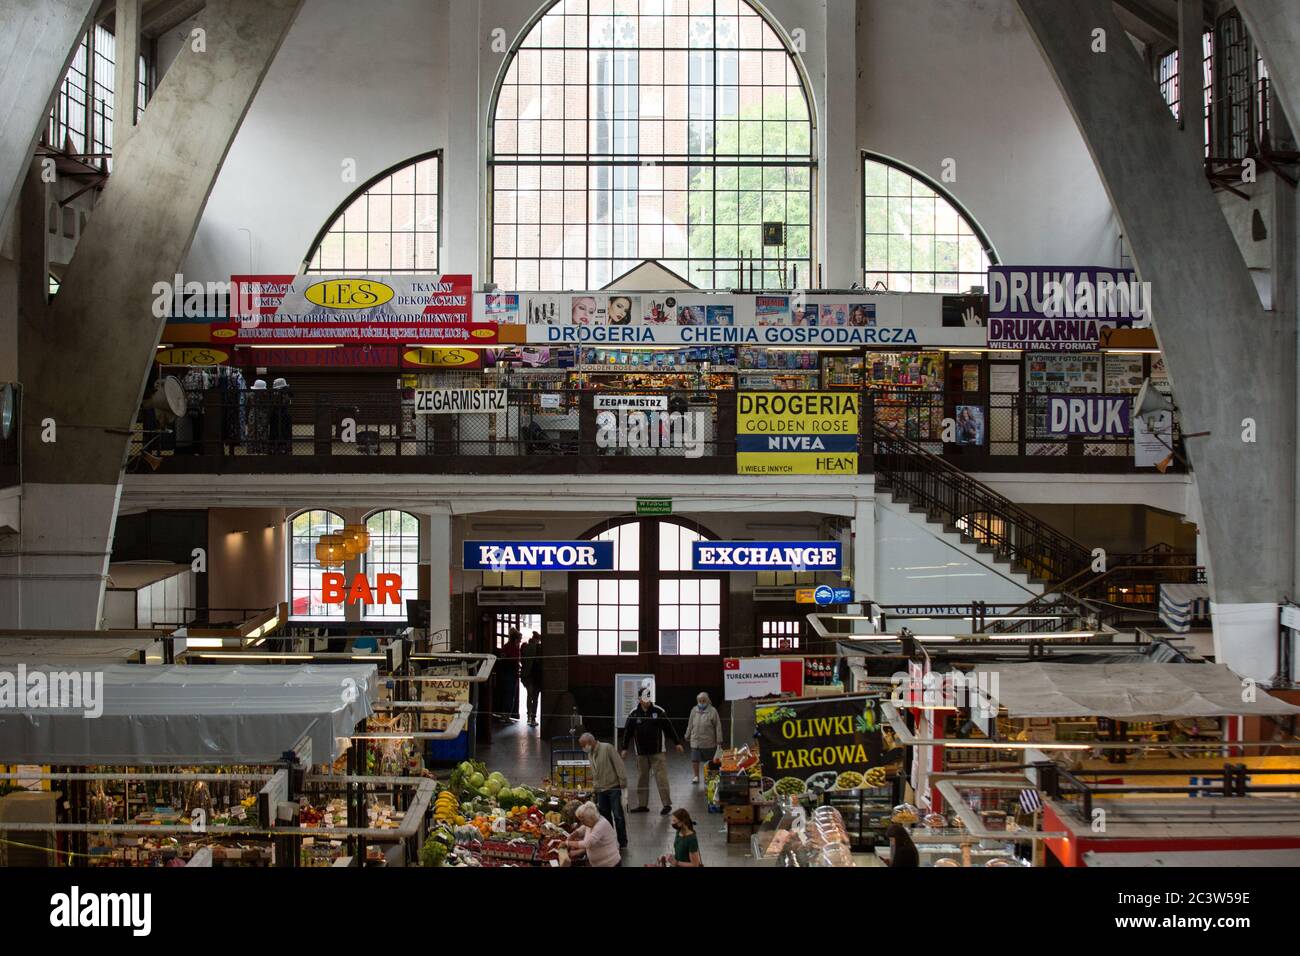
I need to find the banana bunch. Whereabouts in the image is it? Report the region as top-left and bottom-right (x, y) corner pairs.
(435, 790), (466, 826)
(863, 766), (888, 788)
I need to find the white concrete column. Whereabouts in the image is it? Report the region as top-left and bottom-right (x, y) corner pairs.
(427, 507), (452, 641)
(445, 0), (482, 279)
(852, 496), (875, 603)
(113, 0), (141, 151)
(0, 482), (121, 628)
(819, 0), (858, 288)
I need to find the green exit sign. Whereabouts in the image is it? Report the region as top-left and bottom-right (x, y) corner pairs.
(636, 498), (672, 516)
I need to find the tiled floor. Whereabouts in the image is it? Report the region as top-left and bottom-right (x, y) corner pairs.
(481, 718), (759, 867)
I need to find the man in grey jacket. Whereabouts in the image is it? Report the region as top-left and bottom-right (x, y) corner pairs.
(580, 732), (628, 849)
(685, 692), (725, 783)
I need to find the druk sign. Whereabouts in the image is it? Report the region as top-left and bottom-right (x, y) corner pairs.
(321, 573), (402, 605)
(463, 541), (615, 571)
(1047, 395), (1130, 436)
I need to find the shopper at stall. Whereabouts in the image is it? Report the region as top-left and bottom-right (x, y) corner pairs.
(520, 631), (544, 728)
(566, 801), (621, 867)
(579, 732), (628, 848)
(886, 823), (920, 868)
(620, 689), (684, 814)
(684, 691), (724, 784)
(659, 809), (703, 867)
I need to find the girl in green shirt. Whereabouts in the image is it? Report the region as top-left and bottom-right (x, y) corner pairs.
(668, 809), (703, 867)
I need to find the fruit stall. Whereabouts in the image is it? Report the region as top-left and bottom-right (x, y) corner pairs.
(419, 759), (591, 868)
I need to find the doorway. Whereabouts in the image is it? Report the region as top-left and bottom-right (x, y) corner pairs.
(485, 610), (541, 721)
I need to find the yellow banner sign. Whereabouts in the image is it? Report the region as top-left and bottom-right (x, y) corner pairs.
(737, 392), (860, 475)
(155, 346), (229, 366)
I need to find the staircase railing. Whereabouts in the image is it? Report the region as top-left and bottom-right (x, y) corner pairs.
(872, 421), (1093, 584)
(989, 544), (1203, 635)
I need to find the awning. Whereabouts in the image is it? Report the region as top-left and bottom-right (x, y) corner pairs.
(0, 664), (378, 765)
(973, 661), (1300, 720)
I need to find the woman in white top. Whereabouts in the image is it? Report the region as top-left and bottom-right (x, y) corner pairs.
(566, 801), (621, 867)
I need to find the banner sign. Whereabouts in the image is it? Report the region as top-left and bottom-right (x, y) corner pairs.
(615, 674), (656, 728)
(724, 657), (805, 701)
(594, 394), (669, 411)
(156, 346), (230, 366)
(1134, 408), (1174, 468)
(401, 347), (482, 370)
(414, 389), (507, 414)
(217, 274), (482, 344)
(462, 540), (615, 571)
(529, 324), (931, 347)
(692, 541), (842, 572)
(987, 267), (1141, 350)
(737, 392), (859, 475)
(756, 696), (884, 780)
(1047, 395), (1131, 436)
(233, 346), (400, 368)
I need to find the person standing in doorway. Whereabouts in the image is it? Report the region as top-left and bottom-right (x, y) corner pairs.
(579, 732), (628, 849)
(520, 630), (544, 728)
(684, 692), (724, 784)
(496, 628), (522, 721)
(620, 689), (683, 814)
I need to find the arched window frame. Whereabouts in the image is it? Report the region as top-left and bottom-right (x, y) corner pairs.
(301, 150), (443, 275)
(861, 151), (998, 293)
(361, 510), (421, 620)
(573, 515), (725, 657)
(287, 509), (345, 621)
(487, 0), (819, 291)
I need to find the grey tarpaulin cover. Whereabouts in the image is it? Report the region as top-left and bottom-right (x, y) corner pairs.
(0, 664), (377, 765)
(973, 661), (1300, 720)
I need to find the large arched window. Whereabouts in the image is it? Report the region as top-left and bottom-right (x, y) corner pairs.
(362, 510), (421, 620)
(303, 152), (441, 274)
(288, 510), (344, 620)
(862, 153), (996, 293)
(575, 516), (722, 656)
(489, 0), (816, 291)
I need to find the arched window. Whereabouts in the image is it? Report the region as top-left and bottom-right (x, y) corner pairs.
(489, 0), (816, 291)
(303, 152), (441, 274)
(362, 510), (420, 619)
(288, 509), (344, 620)
(575, 517), (722, 656)
(862, 153), (996, 293)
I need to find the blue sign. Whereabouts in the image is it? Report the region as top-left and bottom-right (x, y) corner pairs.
(814, 586), (853, 606)
(692, 541), (842, 572)
(735, 435), (859, 453)
(463, 540), (614, 571)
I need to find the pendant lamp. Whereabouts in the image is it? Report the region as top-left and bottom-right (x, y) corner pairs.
(316, 533), (347, 567)
(342, 523), (371, 554)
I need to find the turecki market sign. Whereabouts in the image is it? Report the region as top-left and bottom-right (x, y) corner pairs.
(462, 541), (615, 571)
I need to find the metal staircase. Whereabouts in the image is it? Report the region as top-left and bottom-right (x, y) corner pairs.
(872, 422), (1093, 586)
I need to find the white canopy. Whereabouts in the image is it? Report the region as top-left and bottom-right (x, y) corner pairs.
(0, 664), (377, 765)
(973, 661), (1300, 720)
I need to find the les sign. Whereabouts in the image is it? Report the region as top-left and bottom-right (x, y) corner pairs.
(322, 573), (402, 605)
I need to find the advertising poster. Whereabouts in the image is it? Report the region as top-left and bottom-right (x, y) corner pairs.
(615, 674), (656, 729)
(1134, 409), (1174, 468)
(755, 295), (790, 325)
(642, 297), (676, 324)
(484, 293), (520, 321)
(756, 696), (888, 783)
(706, 304), (735, 326)
(955, 404), (985, 445)
(737, 392), (859, 475)
(724, 657), (806, 701)
(218, 274), (478, 344)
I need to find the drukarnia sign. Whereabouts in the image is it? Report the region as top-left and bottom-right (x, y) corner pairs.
(321, 573), (402, 605)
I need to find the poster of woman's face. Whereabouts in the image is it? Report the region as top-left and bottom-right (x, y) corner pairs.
(791, 303), (815, 326)
(571, 296), (600, 324)
(848, 304), (876, 327)
(606, 295), (638, 325)
(677, 305), (703, 326)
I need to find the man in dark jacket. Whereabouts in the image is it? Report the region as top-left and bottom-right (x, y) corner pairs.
(620, 689), (683, 814)
(520, 631), (544, 728)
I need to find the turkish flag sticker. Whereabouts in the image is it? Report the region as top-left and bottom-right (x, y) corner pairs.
(724, 658), (740, 670)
